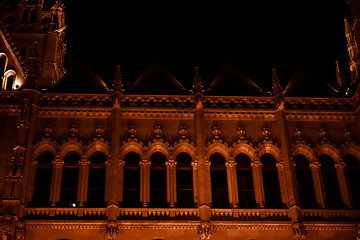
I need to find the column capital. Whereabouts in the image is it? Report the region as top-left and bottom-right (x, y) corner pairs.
(165, 161), (177, 167)
(276, 161), (285, 168)
(251, 160), (262, 168)
(52, 159), (64, 168)
(225, 161), (237, 168)
(334, 161), (347, 169)
(309, 161), (321, 170)
(140, 160), (151, 167)
(79, 160), (90, 167)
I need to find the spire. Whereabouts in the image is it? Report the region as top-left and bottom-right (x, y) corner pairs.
(335, 59), (347, 94)
(193, 65), (203, 94)
(272, 66), (282, 95)
(113, 65), (122, 92)
(344, 17), (359, 83)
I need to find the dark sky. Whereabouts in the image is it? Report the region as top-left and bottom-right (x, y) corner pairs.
(62, 1), (349, 92)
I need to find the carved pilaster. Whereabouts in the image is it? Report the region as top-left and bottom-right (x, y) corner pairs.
(140, 160), (151, 207)
(225, 161), (238, 208)
(166, 160), (177, 207)
(50, 156), (64, 206)
(334, 161), (353, 208)
(251, 160), (265, 208)
(276, 161), (289, 207)
(78, 156), (90, 207)
(309, 161), (326, 208)
(192, 160), (200, 207)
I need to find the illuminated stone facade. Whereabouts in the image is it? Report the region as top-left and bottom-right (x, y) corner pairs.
(1, 1), (360, 240)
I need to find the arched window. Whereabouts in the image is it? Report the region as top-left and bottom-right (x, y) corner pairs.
(176, 152), (193, 208)
(210, 153), (229, 208)
(29, 9), (36, 23)
(235, 153), (255, 208)
(0, 53), (7, 77)
(31, 151), (53, 206)
(344, 154), (360, 209)
(60, 151), (80, 207)
(319, 154), (343, 209)
(261, 154), (282, 209)
(87, 152), (106, 207)
(123, 152), (140, 207)
(5, 75), (14, 90)
(22, 9), (29, 23)
(294, 154), (317, 209)
(150, 152), (167, 207)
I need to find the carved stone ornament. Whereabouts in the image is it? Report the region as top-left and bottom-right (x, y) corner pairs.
(319, 127), (328, 144)
(237, 126), (247, 143)
(261, 126), (272, 143)
(178, 124), (189, 142)
(128, 122), (137, 141)
(198, 222), (212, 240)
(41, 123), (53, 141)
(356, 224), (360, 240)
(105, 222), (118, 240)
(15, 221), (25, 240)
(294, 127), (304, 144)
(344, 128), (353, 143)
(67, 124), (79, 141)
(94, 123), (104, 140)
(211, 124), (222, 144)
(292, 223), (306, 240)
(153, 124), (164, 142)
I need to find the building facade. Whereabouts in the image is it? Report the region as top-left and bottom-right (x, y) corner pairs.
(1, 1), (360, 240)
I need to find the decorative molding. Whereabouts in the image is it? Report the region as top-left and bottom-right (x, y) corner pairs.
(204, 111), (276, 120)
(121, 109), (194, 119)
(285, 111), (356, 121)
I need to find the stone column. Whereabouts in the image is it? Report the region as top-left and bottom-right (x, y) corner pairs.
(104, 159), (111, 203)
(25, 159), (38, 203)
(77, 156), (90, 207)
(225, 160), (239, 208)
(191, 160), (199, 207)
(50, 156), (63, 206)
(309, 161), (327, 208)
(140, 160), (151, 207)
(118, 159), (124, 204)
(276, 161), (290, 207)
(251, 160), (265, 208)
(334, 161), (353, 208)
(166, 160), (177, 207)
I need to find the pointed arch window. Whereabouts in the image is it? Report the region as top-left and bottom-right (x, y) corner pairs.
(294, 154), (317, 209)
(344, 154), (360, 209)
(319, 154), (343, 209)
(235, 153), (255, 208)
(261, 153), (282, 209)
(22, 9), (29, 23)
(176, 152), (193, 208)
(210, 153), (229, 208)
(59, 151), (80, 207)
(29, 9), (36, 23)
(123, 152), (141, 207)
(150, 152), (167, 207)
(31, 151), (53, 206)
(87, 152), (106, 207)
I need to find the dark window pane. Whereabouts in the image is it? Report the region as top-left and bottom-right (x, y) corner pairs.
(123, 152), (140, 207)
(210, 153), (229, 208)
(345, 155), (360, 209)
(176, 153), (193, 208)
(150, 152), (167, 207)
(294, 154), (317, 209)
(236, 154), (256, 208)
(319, 154), (343, 209)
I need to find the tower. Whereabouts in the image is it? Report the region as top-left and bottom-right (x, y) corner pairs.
(0, 0), (66, 90)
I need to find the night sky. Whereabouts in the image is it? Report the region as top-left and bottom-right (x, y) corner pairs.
(62, 1), (349, 92)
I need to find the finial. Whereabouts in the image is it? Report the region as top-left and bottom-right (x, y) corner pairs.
(113, 65), (122, 92)
(272, 66), (282, 96)
(335, 59), (347, 93)
(193, 65), (203, 94)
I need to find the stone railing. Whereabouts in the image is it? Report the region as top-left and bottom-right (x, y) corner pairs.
(118, 208), (199, 220)
(210, 208), (290, 221)
(25, 207), (107, 220)
(301, 209), (360, 222)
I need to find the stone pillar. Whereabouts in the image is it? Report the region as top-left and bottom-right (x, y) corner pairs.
(77, 156), (90, 207)
(118, 159), (124, 204)
(166, 160), (177, 207)
(276, 161), (290, 207)
(50, 155), (63, 206)
(105, 159), (111, 203)
(335, 161), (353, 208)
(225, 160), (239, 208)
(191, 160), (200, 207)
(25, 159), (38, 203)
(251, 160), (266, 208)
(140, 160), (151, 207)
(309, 161), (327, 208)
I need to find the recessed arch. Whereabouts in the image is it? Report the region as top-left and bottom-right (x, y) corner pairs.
(316, 144), (342, 163)
(85, 141), (110, 160)
(232, 142), (256, 162)
(257, 143), (282, 162)
(206, 143), (230, 161)
(32, 141), (58, 160)
(120, 142), (145, 160)
(59, 141), (84, 160)
(172, 142), (196, 161)
(209, 152), (228, 208)
(291, 143), (316, 163)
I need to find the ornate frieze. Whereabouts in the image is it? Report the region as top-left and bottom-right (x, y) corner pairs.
(285, 111), (356, 121)
(121, 109), (194, 119)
